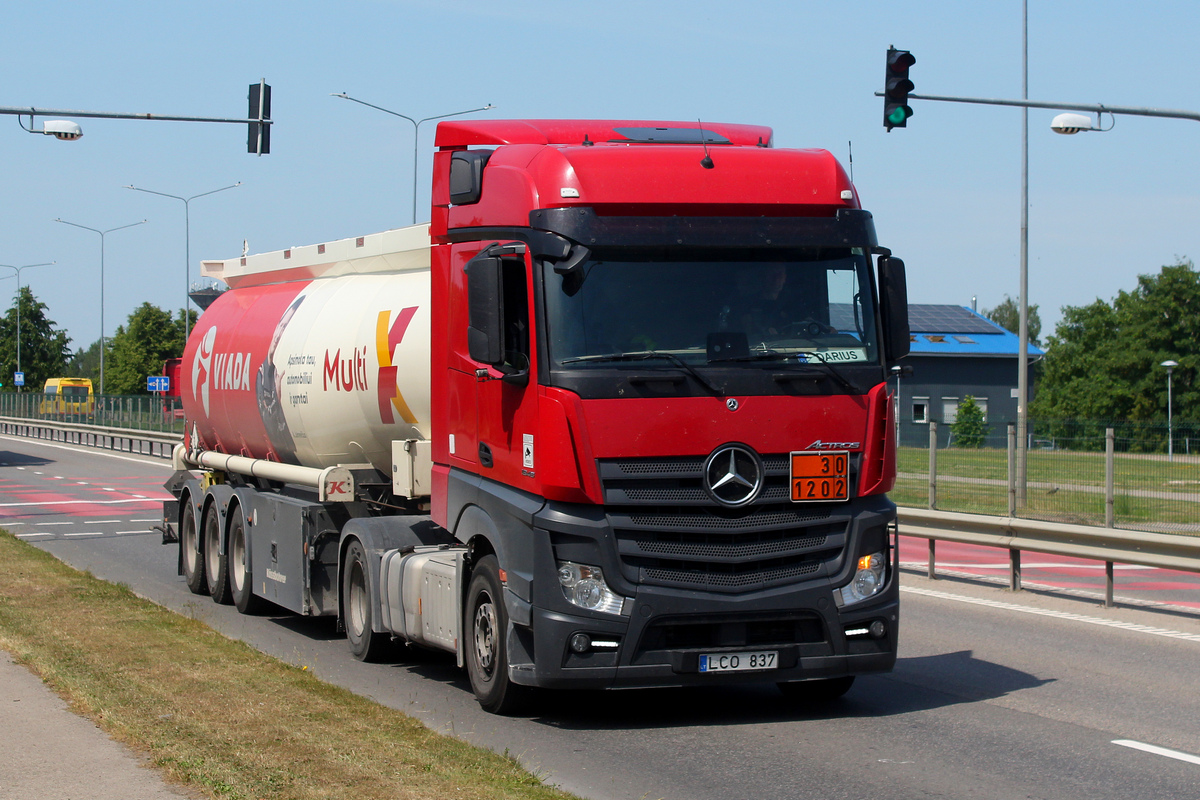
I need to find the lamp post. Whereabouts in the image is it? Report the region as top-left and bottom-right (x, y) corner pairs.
(331, 94), (494, 224)
(125, 182), (241, 342)
(54, 218), (147, 394)
(0, 261), (54, 388)
(1162, 360), (1178, 462)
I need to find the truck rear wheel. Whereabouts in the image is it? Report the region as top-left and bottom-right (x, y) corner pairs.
(465, 555), (530, 715)
(181, 501), (208, 595)
(777, 676), (855, 703)
(203, 506), (233, 605)
(228, 506), (264, 614)
(343, 540), (389, 661)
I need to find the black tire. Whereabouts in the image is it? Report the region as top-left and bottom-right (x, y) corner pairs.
(343, 540), (389, 662)
(465, 555), (530, 715)
(203, 506), (233, 605)
(228, 505), (265, 614)
(181, 500), (208, 595)
(777, 676), (856, 703)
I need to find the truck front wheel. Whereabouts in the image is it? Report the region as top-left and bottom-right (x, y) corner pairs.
(181, 501), (208, 595)
(203, 506), (233, 605)
(343, 540), (389, 662)
(465, 556), (530, 715)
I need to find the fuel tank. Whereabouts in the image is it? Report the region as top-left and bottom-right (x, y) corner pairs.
(182, 226), (431, 472)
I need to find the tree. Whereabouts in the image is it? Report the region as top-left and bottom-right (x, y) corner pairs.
(951, 395), (988, 448)
(0, 286), (72, 391)
(1031, 259), (1200, 422)
(105, 304), (191, 395)
(67, 339), (102, 383)
(984, 294), (1041, 346)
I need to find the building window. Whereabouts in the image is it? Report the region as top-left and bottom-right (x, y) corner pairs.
(975, 397), (989, 422)
(942, 397), (959, 424)
(912, 397), (929, 424)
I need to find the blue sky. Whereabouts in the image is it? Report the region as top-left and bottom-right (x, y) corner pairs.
(3, 0), (1198, 353)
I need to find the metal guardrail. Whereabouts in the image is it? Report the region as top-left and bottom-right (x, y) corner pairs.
(2, 414), (1195, 608)
(0, 416), (181, 459)
(899, 506), (1200, 607)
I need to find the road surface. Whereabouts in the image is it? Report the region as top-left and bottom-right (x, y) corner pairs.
(3, 433), (1198, 800)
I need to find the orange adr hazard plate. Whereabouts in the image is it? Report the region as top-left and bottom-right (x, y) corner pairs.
(790, 451), (850, 502)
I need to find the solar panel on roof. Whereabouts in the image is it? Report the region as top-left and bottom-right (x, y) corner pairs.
(906, 305), (1004, 335)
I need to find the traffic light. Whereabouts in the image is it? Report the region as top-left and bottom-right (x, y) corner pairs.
(884, 47), (915, 131)
(248, 80), (272, 155)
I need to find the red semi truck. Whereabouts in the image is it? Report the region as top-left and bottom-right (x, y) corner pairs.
(163, 119), (910, 713)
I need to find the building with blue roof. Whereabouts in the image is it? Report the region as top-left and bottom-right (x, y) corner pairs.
(895, 305), (1044, 446)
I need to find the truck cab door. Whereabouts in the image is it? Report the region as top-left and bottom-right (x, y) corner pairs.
(464, 245), (539, 490)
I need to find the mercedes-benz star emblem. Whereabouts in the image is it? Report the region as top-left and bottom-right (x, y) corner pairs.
(703, 443), (764, 508)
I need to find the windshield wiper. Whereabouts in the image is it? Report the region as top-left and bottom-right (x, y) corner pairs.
(708, 350), (795, 363)
(802, 351), (857, 392)
(561, 352), (721, 395)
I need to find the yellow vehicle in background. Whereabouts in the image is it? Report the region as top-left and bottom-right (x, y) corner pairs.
(39, 378), (94, 416)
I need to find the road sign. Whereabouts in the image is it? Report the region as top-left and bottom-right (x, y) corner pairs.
(14, 372), (24, 387)
(147, 375), (170, 393)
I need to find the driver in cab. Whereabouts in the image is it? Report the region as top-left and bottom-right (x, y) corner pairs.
(721, 262), (791, 340)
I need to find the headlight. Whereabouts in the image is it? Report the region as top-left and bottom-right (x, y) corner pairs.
(557, 561), (627, 615)
(837, 551), (887, 606)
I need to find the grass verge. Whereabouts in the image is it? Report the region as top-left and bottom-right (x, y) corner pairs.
(0, 530), (577, 800)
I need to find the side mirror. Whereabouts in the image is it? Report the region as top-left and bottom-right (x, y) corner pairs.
(877, 255), (910, 363)
(465, 255), (504, 366)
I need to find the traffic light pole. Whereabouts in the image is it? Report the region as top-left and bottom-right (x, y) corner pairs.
(875, 92), (1200, 124)
(875, 84), (1200, 505)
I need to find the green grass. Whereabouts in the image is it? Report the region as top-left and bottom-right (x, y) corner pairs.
(0, 531), (579, 800)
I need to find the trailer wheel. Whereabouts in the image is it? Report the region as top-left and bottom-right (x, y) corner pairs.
(777, 676), (855, 703)
(343, 540), (388, 662)
(203, 506), (233, 605)
(228, 506), (264, 614)
(465, 556), (530, 715)
(181, 501), (208, 595)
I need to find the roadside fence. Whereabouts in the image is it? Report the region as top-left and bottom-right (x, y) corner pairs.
(893, 419), (1200, 536)
(0, 392), (185, 434)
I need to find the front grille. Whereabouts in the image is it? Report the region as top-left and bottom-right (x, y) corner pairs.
(644, 558), (822, 589)
(599, 454), (855, 593)
(639, 613), (828, 654)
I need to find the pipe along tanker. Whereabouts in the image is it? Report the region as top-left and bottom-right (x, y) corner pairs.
(162, 119), (910, 713)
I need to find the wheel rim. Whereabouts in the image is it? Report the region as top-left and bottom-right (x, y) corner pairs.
(204, 513), (220, 576)
(348, 561), (368, 637)
(473, 592), (498, 677)
(182, 509), (198, 574)
(230, 517), (246, 593)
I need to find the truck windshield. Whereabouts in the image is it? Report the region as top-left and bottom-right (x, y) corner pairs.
(542, 247), (880, 369)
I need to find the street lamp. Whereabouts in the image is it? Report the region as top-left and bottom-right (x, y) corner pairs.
(0, 261), (54, 389)
(331, 93), (494, 224)
(54, 218), (147, 394)
(125, 182), (241, 342)
(1162, 360), (1178, 462)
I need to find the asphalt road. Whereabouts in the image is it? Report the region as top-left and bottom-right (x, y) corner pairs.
(3, 433), (1199, 800)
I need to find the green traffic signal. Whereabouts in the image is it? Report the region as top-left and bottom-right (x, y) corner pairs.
(884, 46), (916, 131)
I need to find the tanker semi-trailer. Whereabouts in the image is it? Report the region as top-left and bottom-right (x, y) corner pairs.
(161, 119), (911, 714)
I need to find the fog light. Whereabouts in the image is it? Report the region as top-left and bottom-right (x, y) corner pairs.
(837, 551), (887, 606)
(570, 633), (592, 653)
(869, 620), (887, 639)
(557, 561), (628, 615)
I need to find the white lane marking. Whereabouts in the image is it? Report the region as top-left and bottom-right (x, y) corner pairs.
(34, 521), (73, 526)
(902, 586), (1200, 643)
(116, 530), (151, 535)
(130, 518), (157, 522)
(15, 533), (52, 538)
(102, 488), (115, 492)
(63, 532), (103, 537)
(77, 482), (88, 485)
(33, 471), (43, 475)
(2, 522), (25, 526)
(0, 499), (162, 509)
(1112, 739), (1200, 766)
(84, 520), (122, 524)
